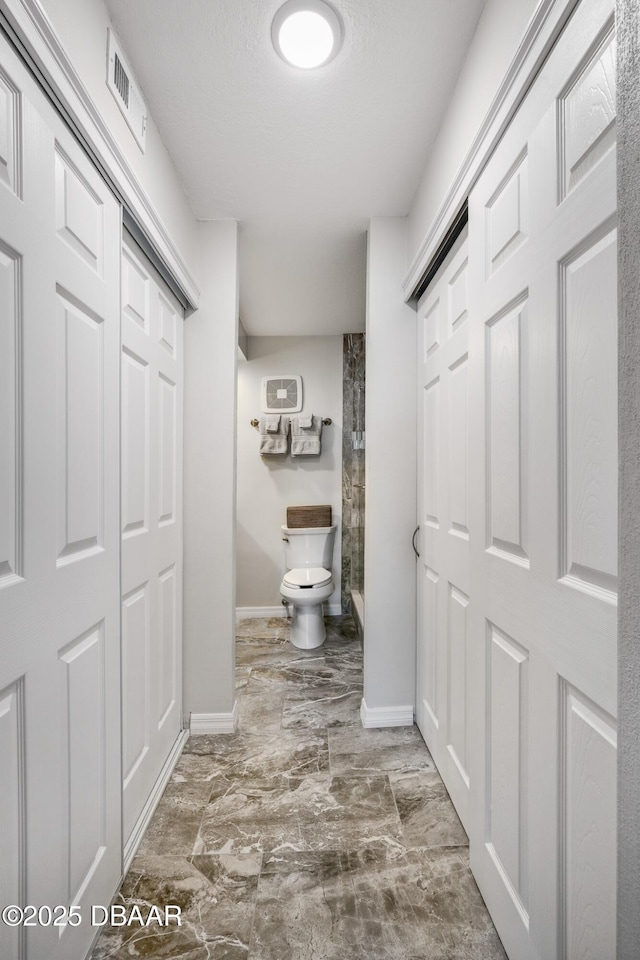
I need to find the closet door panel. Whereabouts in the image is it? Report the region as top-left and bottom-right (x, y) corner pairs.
(486, 297), (528, 562)
(466, 2), (617, 958)
(0, 680), (26, 960)
(0, 238), (20, 584)
(158, 371), (178, 527)
(122, 346), (149, 537)
(158, 563), (178, 728)
(122, 583), (150, 787)
(416, 233), (472, 830)
(55, 290), (104, 561)
(561, 226), (618, 591)
(486, 624), (529, 914)
(121, 235), (184, 854)
(0, 34), (121, 960)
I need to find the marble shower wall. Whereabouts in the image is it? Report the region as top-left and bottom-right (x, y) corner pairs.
(342, 333), (366, 612)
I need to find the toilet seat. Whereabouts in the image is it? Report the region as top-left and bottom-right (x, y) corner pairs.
(283, 566), (332, 589)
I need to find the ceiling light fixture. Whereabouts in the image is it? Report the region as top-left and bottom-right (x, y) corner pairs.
(272, 0), (343, 69)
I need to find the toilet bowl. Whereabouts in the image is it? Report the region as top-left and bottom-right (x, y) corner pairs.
(279, 525), (336, 649)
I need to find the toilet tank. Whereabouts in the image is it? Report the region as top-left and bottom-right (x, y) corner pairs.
(281, 525), (336, 570)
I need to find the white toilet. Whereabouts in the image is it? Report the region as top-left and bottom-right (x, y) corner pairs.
(280, 524), (337, 650)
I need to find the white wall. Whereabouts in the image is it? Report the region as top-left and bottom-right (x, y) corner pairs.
(363, 218), (417, 718)
(237, 336), (343, 613)
(38, 0), (200, 275)
(183, 220), (239, 721)
(408, 0), (538, 259)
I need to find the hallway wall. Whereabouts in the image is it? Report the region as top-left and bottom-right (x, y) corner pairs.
(236, 336), (343, 614)
(38, 0), (200, 275)
(363, 217), (417, 723)
(184, 220), (239, 723)
(408, 0), (538, 259)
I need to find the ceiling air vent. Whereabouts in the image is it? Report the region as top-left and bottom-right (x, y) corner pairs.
(107, 29), (147, 151)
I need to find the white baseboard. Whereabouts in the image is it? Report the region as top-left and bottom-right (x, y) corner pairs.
(360, 698), (414, 729)
(190, 701), (239, 734)
(236, 604), (342, 620)
(123, 728), (189, 871)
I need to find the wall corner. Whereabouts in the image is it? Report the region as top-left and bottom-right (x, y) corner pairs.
(364, 216), (417, 713)
(183, 220), (239, 719)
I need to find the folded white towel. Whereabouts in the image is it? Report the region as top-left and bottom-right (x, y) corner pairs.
(291, 415), (322, 457)
(266, 414), (281, 433)
(298, 415), (313, 429)
(259, 416), (289, 455)
(292, 437), (321, 456)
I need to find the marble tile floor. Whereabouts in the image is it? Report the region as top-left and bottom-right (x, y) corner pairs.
(91, 615), (506, 960)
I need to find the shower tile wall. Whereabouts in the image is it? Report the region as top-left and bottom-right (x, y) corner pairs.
(341, 333), (365, 612)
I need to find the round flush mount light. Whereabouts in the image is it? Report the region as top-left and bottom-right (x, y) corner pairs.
(272, 0), (343, 69)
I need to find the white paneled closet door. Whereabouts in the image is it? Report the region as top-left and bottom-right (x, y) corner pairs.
(120, 235), (184, 857)
(415, 230), (472, 832)
(0, 34), (121, 960)
(466, 0), (617, 957)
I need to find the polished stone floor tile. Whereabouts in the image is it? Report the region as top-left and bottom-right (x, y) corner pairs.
(281, 687), (362, 730)
(235, 617), (289, 640)
(195, 773), (402, 858)
(196, 815), (307, 858)
(235, 640), (289, 668)
(291, 773), (402, 852)
(95, 616), (505, 959)
(328, 725), (436, 777)
(235, 666), (301, 731)
(252, 660), (358, 696)
(251, 847), (506, 960)
(289, 773), (397, 823)
(235, 641), (329, 672)
(323, 639), (363, 665)
(324, 615), (359, 643)
(285, 679), (363, 707)
(295, 661), (361, 689)
(236, 687), (284, 734)
(196, 776), (303, 856)
(174, 731), (329, 782)
(390, 771), (468, 849)
(248, 664), (308, 691)
(91, 853), (260, 960)
(136, 782), (213, 857)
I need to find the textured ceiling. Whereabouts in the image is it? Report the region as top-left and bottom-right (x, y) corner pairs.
(104, 0), (486, 335)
